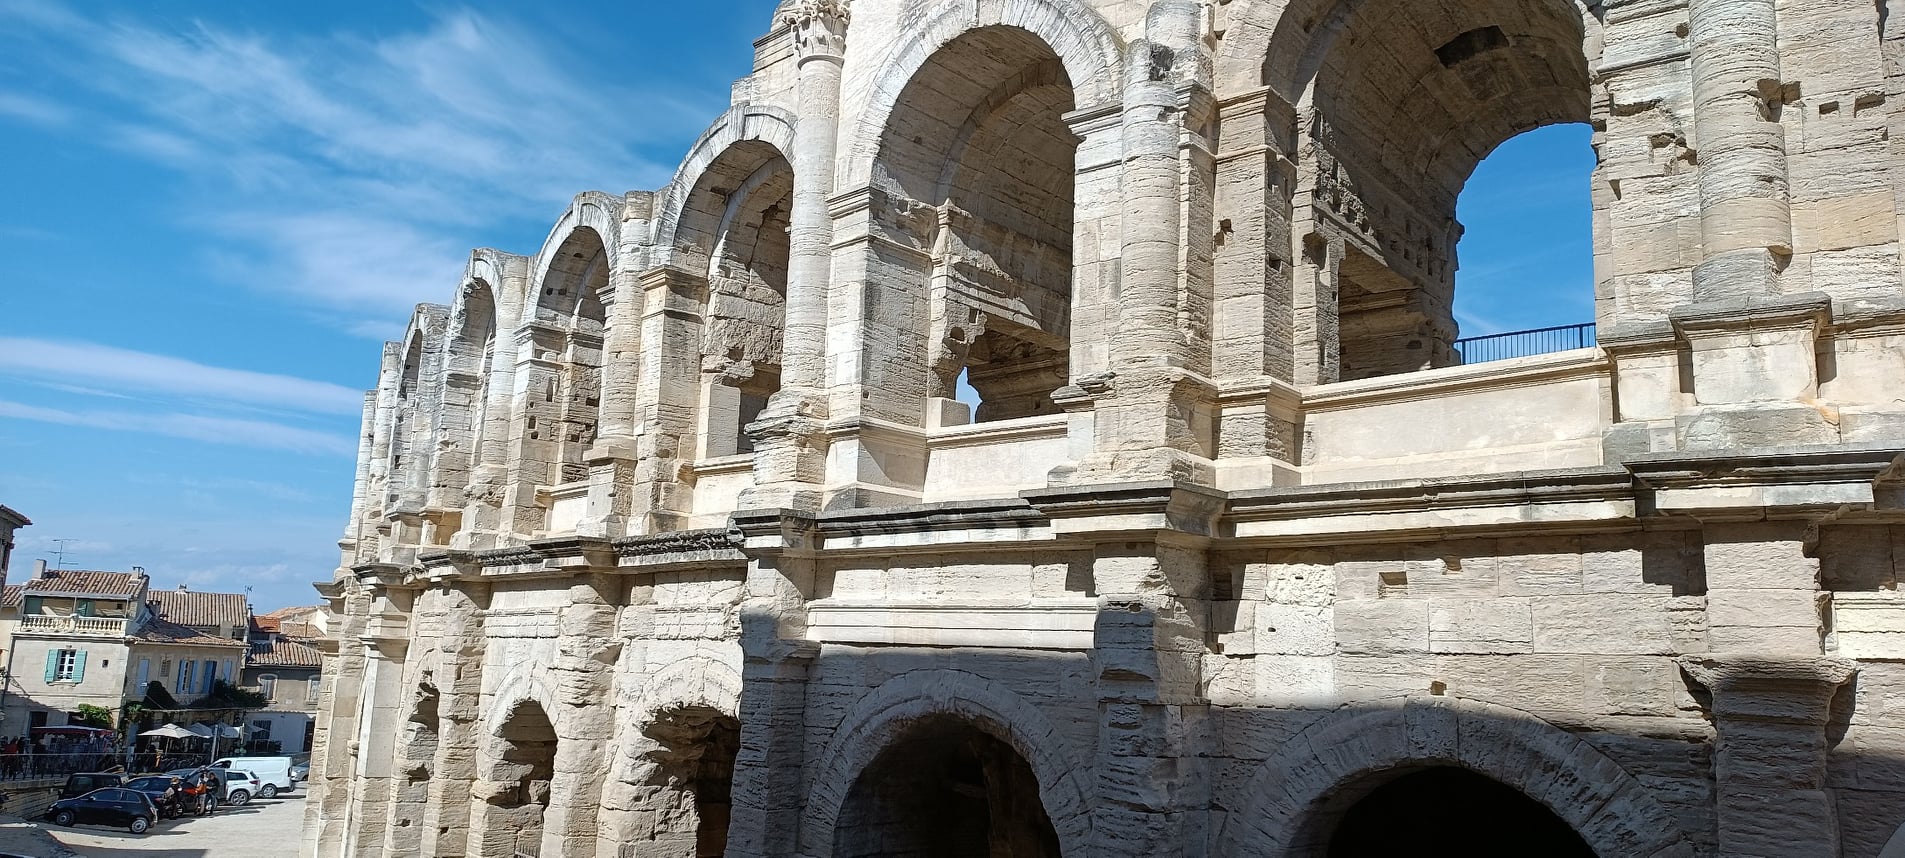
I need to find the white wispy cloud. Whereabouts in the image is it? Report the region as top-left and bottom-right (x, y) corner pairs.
(0, 2), (721, 331)
(0, 90), (72, 126)
(0, 399), (355, 456)
(0, 337), (363, 414)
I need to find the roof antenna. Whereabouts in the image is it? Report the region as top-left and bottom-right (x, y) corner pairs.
(49, 539), (76, 570)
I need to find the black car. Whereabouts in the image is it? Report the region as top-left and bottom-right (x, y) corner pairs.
(58, 772), (125, 799)
(44, 787), (157, 833)
(124, 774), (188, 818)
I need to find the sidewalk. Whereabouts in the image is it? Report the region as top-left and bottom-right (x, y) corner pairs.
(0, 815), (80, 857)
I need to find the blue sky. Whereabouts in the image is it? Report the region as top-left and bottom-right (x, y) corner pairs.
(0, 1), (1593, 612)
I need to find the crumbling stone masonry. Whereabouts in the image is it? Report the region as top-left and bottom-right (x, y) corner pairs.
(307, 1), (1905, 856)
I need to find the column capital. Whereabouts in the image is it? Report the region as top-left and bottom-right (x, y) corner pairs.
(1678, 654), (1856, 723)
(781, 0), (850, 62)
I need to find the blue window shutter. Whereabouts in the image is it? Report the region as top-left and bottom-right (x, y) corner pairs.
(43, 651), (58, 683)
(203, 660), (215, 694)
(73, 651), (86, 683)
(138, 659), (150, 687)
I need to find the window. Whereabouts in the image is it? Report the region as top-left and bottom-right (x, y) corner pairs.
(22, 596), (42, 615)
(258, 674), (278, 701)
(45, 648), (85, 683)
(160, 658), (172, 677)
(251, 720), (272, 741)
(177, 660), (195, 693)
(202, 660), (217, 694)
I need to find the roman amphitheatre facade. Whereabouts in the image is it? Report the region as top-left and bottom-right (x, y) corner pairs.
(305, 0), (1905, 855)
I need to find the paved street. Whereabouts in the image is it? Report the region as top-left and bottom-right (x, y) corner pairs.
(42, 793), (303, 857)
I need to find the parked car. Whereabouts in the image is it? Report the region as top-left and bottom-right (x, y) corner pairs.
(124, 774), (189, 819)
(290, 759), (309, 782)
(213, 755), (296, 797)
(44, 787), (157, 833)
(58, 772), (125, 799)
(165, 766), (260, 806)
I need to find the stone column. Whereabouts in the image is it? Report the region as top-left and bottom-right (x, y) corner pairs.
(457, 255), (529, 550)
(1687, 0), (1791, 301)
(1678, 656), (1856, 857)
(344, 582), (414, 858)
(500, 324), (568, 536)
(1027, 482), (1222, 857)
(421, 581), (488, 858)
(779, 0), (845, 396)
(1062, 2), (1218, 485)
(541, 574), (621, 858)
(743, 0), (847, 512)
(621, 266), (706, 533)
(303, 582), (369, 858)
(725, 512), (819, 858)
(581, 194), (656, 538)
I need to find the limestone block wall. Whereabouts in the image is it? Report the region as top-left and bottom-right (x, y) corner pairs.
(307, 1), (1905, 856)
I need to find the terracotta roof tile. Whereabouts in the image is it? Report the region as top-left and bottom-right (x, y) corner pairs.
(149, 588), (249, 632)
(248, 637), (322, 669)
(0, 585), (19, 609)
(22, 570), (144, 599)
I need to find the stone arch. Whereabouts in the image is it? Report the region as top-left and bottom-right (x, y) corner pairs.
(1218, 696), (1696, 857)
(1213, 0), (1602, 97)
(844, 14), (1097, 428)
(840, 0), (1123, 189)
(599, 655), (747, 857)
(629, 655), (744, 726)
(480, 658), (562, 741)
(800, 669), (1094, 857)
(530, 191), (623, 302)
(1883, 822), (1905, 858)
(650, 106), (796, 255)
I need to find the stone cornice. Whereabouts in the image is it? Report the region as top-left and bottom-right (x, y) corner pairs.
(1627, 444), (1905, 517)
(1023, 480), (1228, 544)
(1227, 467), (1638, 544)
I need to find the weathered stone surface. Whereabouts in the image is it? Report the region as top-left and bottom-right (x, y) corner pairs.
(305, 1), (1905, 856)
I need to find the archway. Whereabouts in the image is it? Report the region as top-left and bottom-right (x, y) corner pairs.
(1450, 123), (1597, 362)
(874, 25), (1077, 425)
(479, 698), (558, 857)
(534, 227), (610, 485)
(1324, 767), (1595, 857)
(832, 714), (1060, 858)
(1289, 0), (1600, 380)
(635, 705), (741, 857)
(1218, 698), (1695, 856)
(671, 140), (795, 457)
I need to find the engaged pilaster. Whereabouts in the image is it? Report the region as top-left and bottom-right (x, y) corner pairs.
(743, 0), (848, 513)
(1679, 655), (1857, 858)
(1059, 2), (1219, 486)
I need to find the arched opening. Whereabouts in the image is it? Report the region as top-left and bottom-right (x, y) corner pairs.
(1291, 0), (1599, 380)
(1451, 123), (1597, 357)
(876, 26), (1076, 425)
(636, 706), (741, 857)
(1325, 767), (1594, 857)
(484, 699), (558, 857)
(832, 714), (1060, 858)
(536, 228), (610, 484)
(675, 141), (794, 458)
(435, 283), (497, 537)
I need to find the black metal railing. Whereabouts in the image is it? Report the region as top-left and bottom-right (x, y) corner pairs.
(1453, 322), (1596, 365)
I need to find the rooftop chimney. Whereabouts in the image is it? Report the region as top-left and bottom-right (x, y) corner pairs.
(177, 584), (188, 591)
(31, 559), (45, 579)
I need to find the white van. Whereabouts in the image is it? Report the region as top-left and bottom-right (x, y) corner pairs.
(212, 756), (295, 798)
